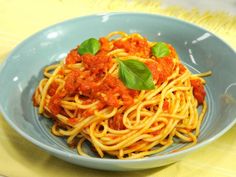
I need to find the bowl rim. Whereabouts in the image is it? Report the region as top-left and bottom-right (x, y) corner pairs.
(0, 12), (236, 164)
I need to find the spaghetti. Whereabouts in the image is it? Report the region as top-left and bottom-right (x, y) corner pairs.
(32, 31), (211, 159)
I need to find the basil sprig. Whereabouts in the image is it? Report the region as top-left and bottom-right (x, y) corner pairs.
(117, 59), (155, 90)
(151, 42), (170, 58)
(78, 38), (100, 55)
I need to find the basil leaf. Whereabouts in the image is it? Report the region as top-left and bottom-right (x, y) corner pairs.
(151, 42), (170, 58)
(78, 38), (101, 55)
(117, 59), (155, 90)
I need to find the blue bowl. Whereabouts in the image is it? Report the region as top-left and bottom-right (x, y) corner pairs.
(0, 13), (236, 171)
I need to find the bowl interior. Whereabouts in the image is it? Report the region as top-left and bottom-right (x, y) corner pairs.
(0, 13), (236, 164)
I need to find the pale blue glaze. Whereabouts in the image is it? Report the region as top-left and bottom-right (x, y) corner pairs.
(0, 13), (236, 171)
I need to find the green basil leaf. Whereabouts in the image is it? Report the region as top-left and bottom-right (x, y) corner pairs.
(151, 42), (170, 58)
(117, 59), (155, 90)
(78, 38), (101, 55)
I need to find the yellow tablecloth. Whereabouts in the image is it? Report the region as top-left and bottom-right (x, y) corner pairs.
(0, 0), (236, 176)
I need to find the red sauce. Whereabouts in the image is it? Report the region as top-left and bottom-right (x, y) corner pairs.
(81, 109), (94, 118)
(99, 37), (111, 51)
(109, 113), (126, 130)
(64, 70), (81, 94)
(48, 94), (63, 115)
(145, 60), (159, 82)
(152, 129), (162, 136)
(162, 100), (169, 111)
(65, 48), (81, 64)
(48, 81), (59, 96)
(48, 90), (66, 116)
(95, 75), (134, 107)
(190, 79), (206, 104)
(145, 57), (174, 85)
(113, 36), (150, 58)
(179, 63), (186, 74)
(58, 69), (65, 75)
(67, 118), (79, 124)
(81, 52), (112, 76)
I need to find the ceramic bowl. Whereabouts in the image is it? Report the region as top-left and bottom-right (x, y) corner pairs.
(0, 13), (236, 171)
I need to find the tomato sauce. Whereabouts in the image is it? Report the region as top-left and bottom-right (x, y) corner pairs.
(67, 118), (79, 124)
(190, 79), (206, 104)
(81, 52), (112, 76)
(109, 113), (126, 130)
(48, 81), (59, 96)
(162, 100), (169, 111)
(48, 94), (63, 115)
(179, 63), (186, 74)
(113, 36), (150, 58)
(64, 70), (81, 94)
(65, 48), (81, 64)
(145, 57), (174, 85)
(99, 37), (111, 51)
(95, 75), (134, 107)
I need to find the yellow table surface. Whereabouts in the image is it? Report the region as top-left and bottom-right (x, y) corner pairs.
(0, 0), (236, 177)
